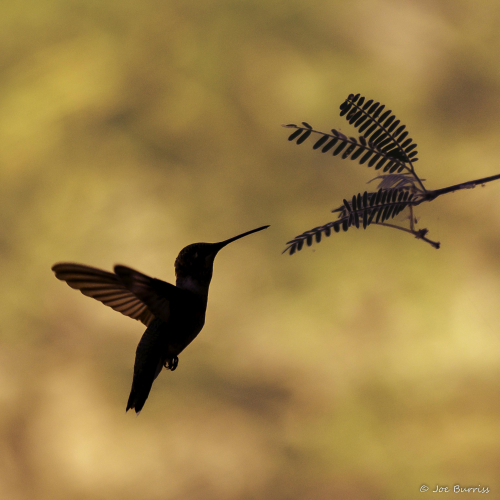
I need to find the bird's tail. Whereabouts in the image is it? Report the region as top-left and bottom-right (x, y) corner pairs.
(126, 359), (163, 414)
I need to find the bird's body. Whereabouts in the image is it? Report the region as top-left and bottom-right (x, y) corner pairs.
(125, 291), (207, 413)
(52, 226), (269, 413)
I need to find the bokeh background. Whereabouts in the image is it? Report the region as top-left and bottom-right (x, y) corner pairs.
(2, 0), (500, 498)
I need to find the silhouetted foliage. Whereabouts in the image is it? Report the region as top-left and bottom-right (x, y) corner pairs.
(283, 93), (500, 254)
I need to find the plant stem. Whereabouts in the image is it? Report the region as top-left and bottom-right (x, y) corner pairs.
(409, 167), (427, 193)
(419, 173), (500, 203)
(375, 222), (440, 249)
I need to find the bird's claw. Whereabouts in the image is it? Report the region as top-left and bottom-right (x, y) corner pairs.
(164, 356), (178, 371)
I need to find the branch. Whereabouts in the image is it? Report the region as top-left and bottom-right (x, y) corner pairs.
(419, 173), (500, 204)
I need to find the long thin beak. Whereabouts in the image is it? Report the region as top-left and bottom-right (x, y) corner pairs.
(213, 225), (269, 252)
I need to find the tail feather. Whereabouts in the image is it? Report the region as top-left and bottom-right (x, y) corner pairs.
(126, 358), (164, 414)
(126, 385), (151, 414)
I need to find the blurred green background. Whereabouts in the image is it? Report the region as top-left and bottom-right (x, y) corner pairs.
(2, 0), (500, 498)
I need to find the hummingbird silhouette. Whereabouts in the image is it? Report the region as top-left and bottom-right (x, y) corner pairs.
(52, 225), (269, 414)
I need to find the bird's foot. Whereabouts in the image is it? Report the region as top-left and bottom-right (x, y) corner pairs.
(164, 356), (178, 371)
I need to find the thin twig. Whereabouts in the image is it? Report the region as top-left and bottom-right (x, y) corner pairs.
(374, 221), (440, 249)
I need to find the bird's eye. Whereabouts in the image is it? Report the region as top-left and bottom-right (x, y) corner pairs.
(193, 252), (198, 259)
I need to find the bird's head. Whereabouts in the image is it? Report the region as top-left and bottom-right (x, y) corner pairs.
(174, 225), (269, 294)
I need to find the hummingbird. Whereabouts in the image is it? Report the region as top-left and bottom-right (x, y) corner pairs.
(52, 225), (269, 414)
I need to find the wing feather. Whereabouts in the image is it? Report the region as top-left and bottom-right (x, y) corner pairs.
(113, 265), (180, 323)
(52, 263), (155, 326)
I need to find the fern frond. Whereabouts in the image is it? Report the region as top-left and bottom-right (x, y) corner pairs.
(283, 122), (409, 174)
(339, 93), (419, 165)
(283, 188), (416, 255)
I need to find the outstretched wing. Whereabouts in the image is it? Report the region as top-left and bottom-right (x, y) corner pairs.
(52, 263), (155, 326)
(114, 265), (189, 323)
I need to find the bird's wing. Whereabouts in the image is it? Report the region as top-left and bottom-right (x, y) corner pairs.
(52, 263), (156, 326)
(114, 265), (189, 323)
